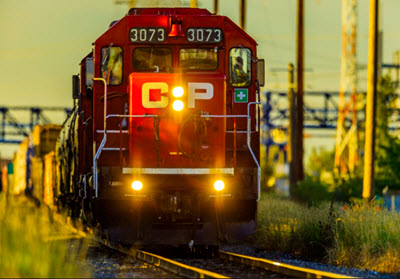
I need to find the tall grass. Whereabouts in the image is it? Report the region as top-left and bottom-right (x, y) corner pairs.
(253, 193), (400, 273)
(0, 196), (90, 278)
(252, 193), (334, 259)
(329, 202), (400, 273)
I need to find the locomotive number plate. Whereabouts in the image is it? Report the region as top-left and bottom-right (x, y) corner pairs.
(186, 28), (223, 43)
(129, 27), (166, 43)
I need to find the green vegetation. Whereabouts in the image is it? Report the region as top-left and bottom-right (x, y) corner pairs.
(299, 74), (400, 204)
(0, 196), (90, 278)
(253, 193), (400, 273)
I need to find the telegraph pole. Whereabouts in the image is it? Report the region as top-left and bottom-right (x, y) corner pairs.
(363, 0), (379, 202)
(288, 63), (297, 195)
(240, 0), (246, 29)
(214, 0), (219, 14)
(295, 0), (304, 183)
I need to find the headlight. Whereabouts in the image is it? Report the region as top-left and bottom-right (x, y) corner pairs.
(214, 180), (225, 191)
(131, 180), (143, 191)
(172, 86), (184, 97)
(173, 100), (184, 111)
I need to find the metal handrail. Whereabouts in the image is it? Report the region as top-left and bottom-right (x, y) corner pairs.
(92, 78), (107, 198)
(201, 101), (261, 201)
(93, 114), (156, 198)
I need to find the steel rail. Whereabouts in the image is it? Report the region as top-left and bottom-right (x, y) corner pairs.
(89, 236), (228, 278)
(135, 250), (228, 278)
(48, 217), (228, 279)
(219, 251), (359, 279)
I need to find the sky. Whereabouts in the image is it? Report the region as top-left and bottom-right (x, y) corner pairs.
(0, 0), (400, 161)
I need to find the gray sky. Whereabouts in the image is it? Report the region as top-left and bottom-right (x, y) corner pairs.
(1, 0), (399, 160)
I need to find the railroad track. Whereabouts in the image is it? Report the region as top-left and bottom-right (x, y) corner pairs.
(91, 240), (357, 278)
(40, 202), (358, 278)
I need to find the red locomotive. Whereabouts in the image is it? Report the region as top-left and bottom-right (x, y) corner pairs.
(58, 7), (264, 246)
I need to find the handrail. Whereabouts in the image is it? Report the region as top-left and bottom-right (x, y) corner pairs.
(201, 101), (261, 201)
(92, 78), (107, 199)
(93, 113), (157, 198)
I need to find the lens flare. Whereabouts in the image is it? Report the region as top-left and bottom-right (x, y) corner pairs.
(172, 86), (184, 97)
(214, 180), (225, 191)
(131, 180), (143, 191)
(173, 100), (184, 111)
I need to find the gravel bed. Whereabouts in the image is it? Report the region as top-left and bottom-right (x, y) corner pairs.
(83, 243), (179, 278)
(221, 244), (399, 278)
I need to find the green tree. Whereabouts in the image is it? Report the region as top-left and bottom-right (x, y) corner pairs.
(374, 74), (400, 191)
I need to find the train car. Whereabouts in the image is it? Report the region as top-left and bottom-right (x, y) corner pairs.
(10, 125), (61, 201)
(59, 7), (265, 246)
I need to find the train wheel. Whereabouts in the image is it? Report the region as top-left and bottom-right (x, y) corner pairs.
(81, 198), (95, 226)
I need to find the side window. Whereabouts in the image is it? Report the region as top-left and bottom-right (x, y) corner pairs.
(229, 48), (251, 87)
(85, 57), (94, 87)
(101, 46), (123, 85)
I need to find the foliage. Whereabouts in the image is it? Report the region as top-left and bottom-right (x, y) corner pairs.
(0, 196), (90, 278)
(252, 193), (337, 261)
(374, 73), (400, 190)
(328, 200), (400, 273)
(299, 74), (400, 202)
(333, 177), (363, 202)
(293, 176), (332, 206)
(253, 193), (400, 273)
(260, 144), (275, 190)
(307, 147), (335, 182)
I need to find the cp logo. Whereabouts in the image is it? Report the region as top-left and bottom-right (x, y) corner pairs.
(142, 82), (214, 109)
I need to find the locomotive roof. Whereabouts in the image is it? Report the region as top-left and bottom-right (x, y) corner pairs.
(94, 7), (257, 46)
(127, 8), (213, 16)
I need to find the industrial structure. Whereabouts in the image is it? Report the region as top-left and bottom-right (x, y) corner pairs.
(334, 0), (359, 177)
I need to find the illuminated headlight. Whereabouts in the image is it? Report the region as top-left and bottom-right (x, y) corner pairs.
(131, 180), (143, 191)
(173, 100), (184, 111)
(214, 180), (225, 191)
(172, 86), (184, 97)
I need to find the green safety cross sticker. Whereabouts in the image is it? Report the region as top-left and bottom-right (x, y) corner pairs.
(234, 88), (248, 103)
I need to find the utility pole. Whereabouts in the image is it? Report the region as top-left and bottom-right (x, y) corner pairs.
(295, 0), (304, 184)
(363, 0), (379, 202)
(240, 0), (246, 29)
(190, 0), (197, 8)
(288, 63), (297, 196)
(214, 0), (219, 14)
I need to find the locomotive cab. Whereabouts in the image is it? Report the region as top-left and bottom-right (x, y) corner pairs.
(62, 8), (263, 246)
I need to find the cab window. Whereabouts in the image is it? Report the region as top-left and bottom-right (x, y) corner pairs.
(179, 48), (218, 71)
(101, 46), (123, 85)
(229, 48), (251, 87)
(132, 47), (172, 72)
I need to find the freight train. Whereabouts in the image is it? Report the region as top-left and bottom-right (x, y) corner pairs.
(13, 7), (265, 247)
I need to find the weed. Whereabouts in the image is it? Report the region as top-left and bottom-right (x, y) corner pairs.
(0, 196), (90, 277)
(253, 193), (400, 273)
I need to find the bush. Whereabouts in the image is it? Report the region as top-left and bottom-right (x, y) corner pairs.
(333, 177), (363, 202)
(252, 193), (336, 260)
(293, 176), (333, 206)
(253, 193), (400, 273)
(328, 201), (400, 273)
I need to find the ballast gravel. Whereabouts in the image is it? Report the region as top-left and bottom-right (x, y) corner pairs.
(221, 244), (399, 278)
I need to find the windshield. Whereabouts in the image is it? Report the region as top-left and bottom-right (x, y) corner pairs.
(179, 48), (218, 71)
(132, 47), (172, 72)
